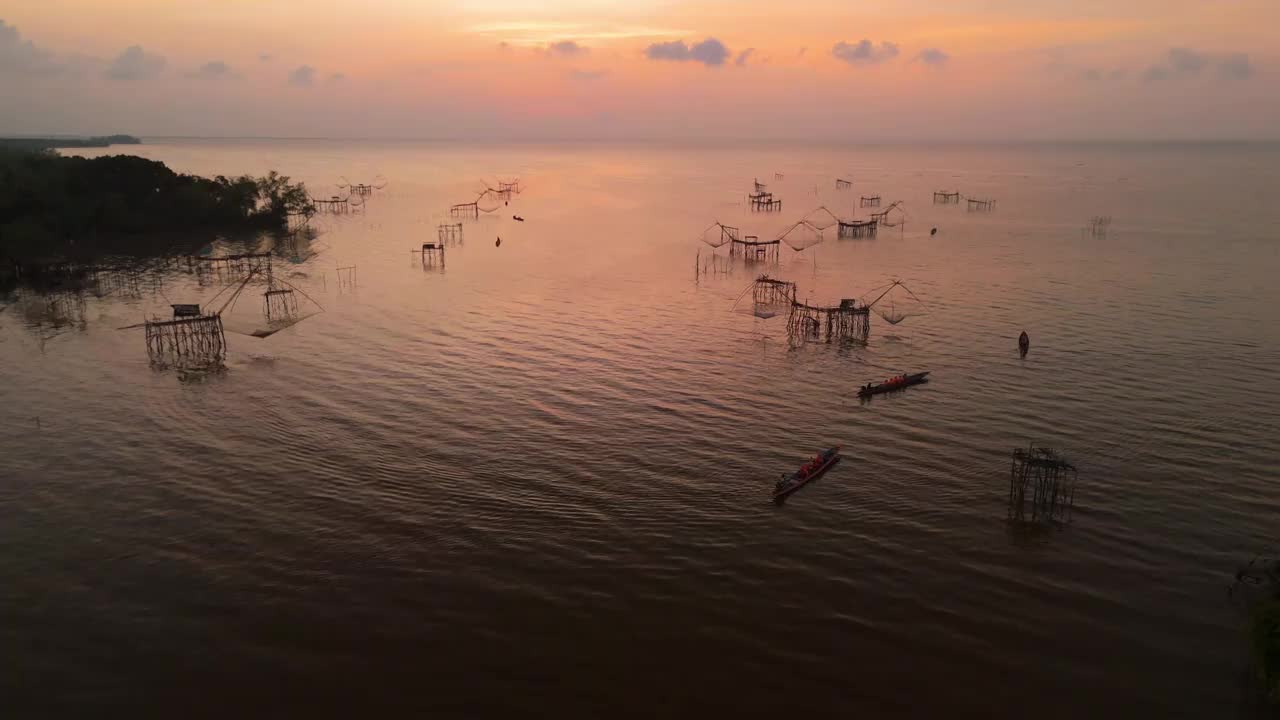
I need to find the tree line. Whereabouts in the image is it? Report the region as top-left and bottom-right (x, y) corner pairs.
(0, 148), (314, 261)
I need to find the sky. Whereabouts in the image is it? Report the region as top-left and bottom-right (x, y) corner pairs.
(0, 0), (1277, 140)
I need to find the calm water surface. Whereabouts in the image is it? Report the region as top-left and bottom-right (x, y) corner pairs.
(3, 141), (1279, 717)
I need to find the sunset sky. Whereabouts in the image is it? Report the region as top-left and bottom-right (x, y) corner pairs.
(1, 0), (1276, 139)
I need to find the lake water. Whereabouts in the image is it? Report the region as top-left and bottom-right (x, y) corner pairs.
(3, 140), (1279, 717)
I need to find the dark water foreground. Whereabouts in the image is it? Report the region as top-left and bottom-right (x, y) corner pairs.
(2, 141), (1279, 717)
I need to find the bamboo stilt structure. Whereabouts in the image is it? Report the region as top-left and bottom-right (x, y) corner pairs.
(786, 298), (870, 344)
(450, 202), (480, 218)
(1008, 444), (1077, 523)
(263, 288), (298, 321)
(837, 219), (878, 238)
(860, 195), (881, 208)
(313, 195), (351, 213)
(143, 314), (227, 367)
(186, 253), (272, 283)
(870, 201), (906, 229)
(752, 275), (797, 307)
(749, 192), (782, 212)
(417, 243), (446, 267)
(729, 237), (781, 263)
(1086, 216), (1112, 237)
(967, 198), (995, 212)
(933, 191), (961, 204)
(438, 223), (464, 244)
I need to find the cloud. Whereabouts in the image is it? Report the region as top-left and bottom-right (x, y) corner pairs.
(1168, 47), (1206, 74)
(188, 60), (237, 80)
(1080, 67), (1126, 82)
(469, 21), (692, 43)
(832, 39), (899, 65)
(288, 65), (315, 87)
(735, 48), (755, 66)
(569, 69), (608, 81)
(1144, 47), (1252, 82)
(645, 38), (729, 66)
(1218, 53), (1253, 80)
(546, 40), (586, 57)
(915, 48), (950, 66)
(106, 45), (166, 80)
(0, 19), (64, 76)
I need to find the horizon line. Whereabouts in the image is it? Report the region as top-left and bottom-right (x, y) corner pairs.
(127, 135), (1280, 145)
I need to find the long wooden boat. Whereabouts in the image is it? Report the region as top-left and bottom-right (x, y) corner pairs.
(773, 446), (842, 501)
(857, 371), (930, 398)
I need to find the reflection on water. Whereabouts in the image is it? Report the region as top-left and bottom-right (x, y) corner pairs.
(2, 140), (1279, 717)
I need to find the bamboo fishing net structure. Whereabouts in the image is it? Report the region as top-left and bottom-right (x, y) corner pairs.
(786, 298), (870, 344)
(776, 220), (825, 252)
(749, 192), (782, 212)
(143, 314), (227, 367)
(860, 195), (881, 208)
(263, 287), (299, 321)
(869, 201), (906, 228)
(415, 243), (446, 267)
(450, 202), (479, 219)
(862, 279), (927, 325)
(438, 223), (464, 244)
(185, 252), (273, 284)
(730, 276), (923, 343)
(339, 175), (387, 196)
(836, 179), (852, 190)
(1008, 444), (1077, 523)
(451, 178), (518, 219)
(801, 206), (841, 231)
(698, 221), (740, 249)
(933, 190), (961, 204)
(313, 194), (363, 214)
(1086, 216), (1112, 237)
(838, 219), (877, 238)
(967, 198), (996, 212)
(208, 265), (325, 339)
(747, 178), (782, 211)
(753, 275), (797, 310)
(729, 236), (781, 263)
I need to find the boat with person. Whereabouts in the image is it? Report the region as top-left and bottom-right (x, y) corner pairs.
(773, 446), (842, 501)
(857, 371), (930, 398)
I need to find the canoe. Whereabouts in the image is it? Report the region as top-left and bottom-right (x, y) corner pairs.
(857, 371), (930, 398)
(773, 446), (842, 501)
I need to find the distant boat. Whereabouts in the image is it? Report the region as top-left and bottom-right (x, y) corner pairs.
(513, 215), (525, 222)
(857, 371), (930, 398)
(774, 446), (841, 501)
(1019, 331), (1030, 357)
